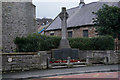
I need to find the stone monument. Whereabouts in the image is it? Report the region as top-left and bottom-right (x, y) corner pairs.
(52, 7), (79, 60)
(59, 7), (70, 48)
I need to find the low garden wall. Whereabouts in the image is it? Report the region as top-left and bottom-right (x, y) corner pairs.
(79, 50), (120, 64)
(2, 51), (49, 72)
(1, 50), (120, 72)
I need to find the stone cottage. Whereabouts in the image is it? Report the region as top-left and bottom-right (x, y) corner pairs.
(0, 1), (36, 53)
(45, 0), (120, 38)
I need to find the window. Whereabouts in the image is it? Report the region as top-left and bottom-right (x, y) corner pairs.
(83, 30), (88, 37)
(50, 31), (54, 36)
(50, 33), (54, 36)
(68, 31), (72, 38)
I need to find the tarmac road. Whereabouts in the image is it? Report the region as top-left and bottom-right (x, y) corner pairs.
(2, 64), (120, 79)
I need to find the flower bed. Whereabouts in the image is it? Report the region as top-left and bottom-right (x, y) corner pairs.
(49, 60), (81, 63)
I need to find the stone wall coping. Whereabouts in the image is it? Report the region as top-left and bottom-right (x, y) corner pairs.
(38, 51), (51, 54)
(1, 50), (119, 55)
(79, 50), (120, 53)
(1, 51), (52, 55)
(38, 51), (51, 53)
(1, 52), (38, 55)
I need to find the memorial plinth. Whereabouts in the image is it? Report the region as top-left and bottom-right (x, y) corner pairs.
(52, 7), (79, 60)
(52, 48), (79, 60)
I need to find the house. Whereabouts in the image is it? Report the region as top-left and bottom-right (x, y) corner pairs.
(45, 0), (120, 38)
(0, 2), (37, 53)
(37, 18), (53, 34)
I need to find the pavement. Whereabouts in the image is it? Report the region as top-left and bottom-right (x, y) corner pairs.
(48, 72), (119, 78)
(2, 64), (120, 80)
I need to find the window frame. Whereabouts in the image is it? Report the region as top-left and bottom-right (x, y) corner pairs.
(68, 31), (72, 38)
(83, 30), (88, 37)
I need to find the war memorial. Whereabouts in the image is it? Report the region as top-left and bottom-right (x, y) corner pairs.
(0, 0), (120, 79)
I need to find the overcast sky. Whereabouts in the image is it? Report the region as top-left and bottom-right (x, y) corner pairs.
(32, 0), (99, 19)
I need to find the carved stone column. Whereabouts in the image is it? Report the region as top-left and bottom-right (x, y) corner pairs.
(59, 7), (70, 48)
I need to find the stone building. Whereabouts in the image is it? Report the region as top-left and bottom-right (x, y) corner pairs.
(36, 18), (53, 26)
(0, 2), (36, 53)
(37, 18), (53, 34)
(45, 0), (120, 38)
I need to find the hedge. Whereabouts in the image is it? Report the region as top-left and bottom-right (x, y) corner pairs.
(14, 34), (114, 52)
(68, 36), (114, 50)
(14, 34), (60, 52)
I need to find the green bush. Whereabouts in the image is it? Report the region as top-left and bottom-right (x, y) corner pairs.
(68, 37), (93, 50)
(91, 36), (114, 50)
(14, 34), (114, 52)
(69, 35), (114, 50)
(14, 34), (61, 52)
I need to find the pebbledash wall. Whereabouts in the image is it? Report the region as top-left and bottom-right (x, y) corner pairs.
(1, 2), (36, 53)
(2, 50), (119, 72)
(45, 26), (97, 38)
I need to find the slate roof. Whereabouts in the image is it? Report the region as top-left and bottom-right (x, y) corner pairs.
(46, 1), (119, 31)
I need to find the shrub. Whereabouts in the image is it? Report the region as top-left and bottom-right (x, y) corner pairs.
(14, 34), (114, 52)
(90, 36), (115, 50)
(14, 34), (61, 52)
(68, 37), (93, 50)
(68, 35), (114, 50)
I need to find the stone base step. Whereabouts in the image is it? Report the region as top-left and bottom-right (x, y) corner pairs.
(49, 65), (86, 69)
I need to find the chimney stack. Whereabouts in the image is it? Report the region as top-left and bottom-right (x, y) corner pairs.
(79, 0), (85, 8)
(80, 0), (84, 3)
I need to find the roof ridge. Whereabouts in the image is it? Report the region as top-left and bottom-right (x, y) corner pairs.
(85, 2), (98, 6)
(67, 2), (99, 11)
(67, 6), (79, 11)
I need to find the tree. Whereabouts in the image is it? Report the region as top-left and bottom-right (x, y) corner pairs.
(93, 4), (120, 39)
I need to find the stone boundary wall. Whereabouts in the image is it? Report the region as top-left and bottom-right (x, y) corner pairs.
(2, 52), (48, 72)
(2, 50), (120, 72)
(79, 50), (120, 64)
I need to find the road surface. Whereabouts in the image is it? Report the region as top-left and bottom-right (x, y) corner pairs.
(2, 64), (120, 80)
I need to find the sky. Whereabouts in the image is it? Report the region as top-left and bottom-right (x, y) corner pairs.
(32, 0), (99, 19)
